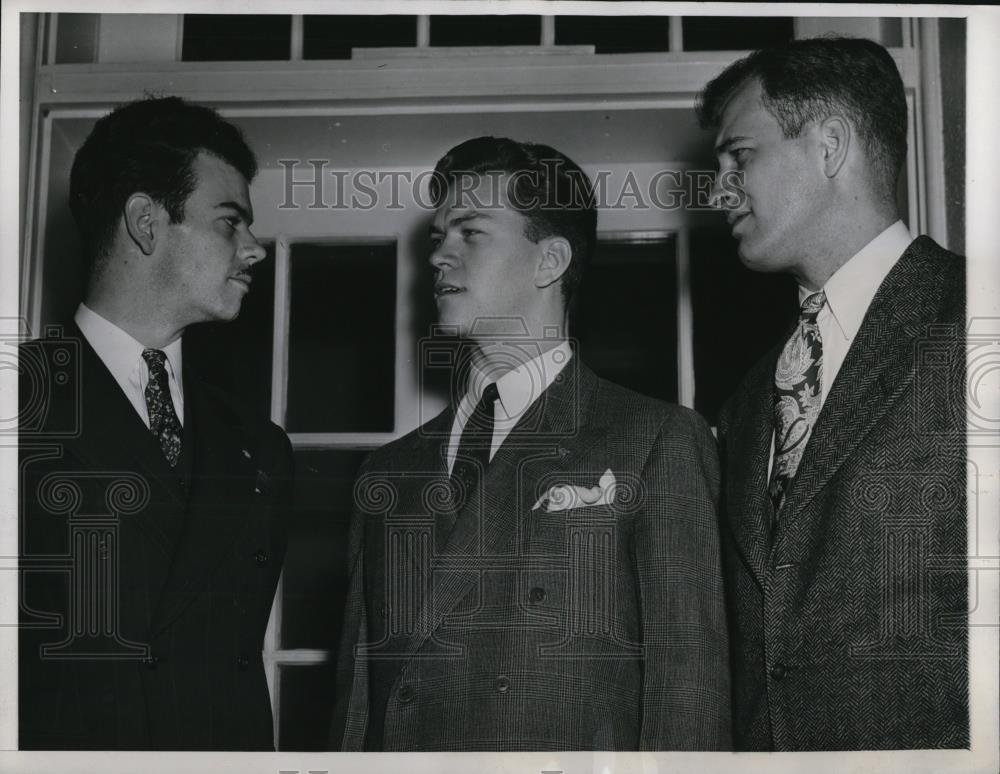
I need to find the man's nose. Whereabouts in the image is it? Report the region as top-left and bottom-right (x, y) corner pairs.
(428, 239), (455, 270)
(709, 171), (743, 211)
(241, 232), (267, 265)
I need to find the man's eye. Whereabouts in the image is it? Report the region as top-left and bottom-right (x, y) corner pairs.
(222, 216), (239, 231)
(461, 228), (483, 239)
(732, 148), (750, 165)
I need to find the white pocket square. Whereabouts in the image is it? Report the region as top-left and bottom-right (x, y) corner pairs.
(532, 469), (616, 513)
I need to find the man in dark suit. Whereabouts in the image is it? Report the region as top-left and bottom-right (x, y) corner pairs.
(698, 37), (966, 750)
(19, 96), (293, 750)
(330, 136), (730, 751)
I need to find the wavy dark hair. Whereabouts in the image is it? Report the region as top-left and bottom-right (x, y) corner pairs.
(70, 95), (258, 277)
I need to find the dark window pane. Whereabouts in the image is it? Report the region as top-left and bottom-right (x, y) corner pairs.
(278, 663), (336, 750)
(682, 16), (794, 51)
(575, 237), (678, 402)
(690, 227), (797, 424)
(182, 14), (291, 61)
(55, 13), (99, 64)
(282, 449), (366, 650)
(286, 242), (396, 433)
(555, 16), (671, 54)
(184, 243), (275, 422)
(430, 15), (540, 47)
(881, 18), (904, 48)
(303, 15), (417, 59)
(40, 119), (89, 327)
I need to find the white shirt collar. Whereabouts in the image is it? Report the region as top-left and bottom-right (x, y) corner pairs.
(465, 340), (573, 422)
(74, 302), (184, 422)
(799, 219), (912, 342)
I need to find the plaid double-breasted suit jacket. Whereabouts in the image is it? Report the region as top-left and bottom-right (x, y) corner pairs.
(717, 236), (968, 750)
(330, 358), (731, 750)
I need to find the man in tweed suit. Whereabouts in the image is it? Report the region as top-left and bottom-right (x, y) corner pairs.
(699, 38), (966, 749)
(330, 136), (730, 751)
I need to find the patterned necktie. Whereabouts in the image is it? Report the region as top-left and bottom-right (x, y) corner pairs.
(768, 291), (826, 514)
(441, 382), (499, 549)
(142, 349), (182, 468)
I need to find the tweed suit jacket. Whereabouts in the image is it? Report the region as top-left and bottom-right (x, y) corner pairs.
(330, 358), (731, 751)
(19, 323), (293, 750)
(717, 236), (967, 750)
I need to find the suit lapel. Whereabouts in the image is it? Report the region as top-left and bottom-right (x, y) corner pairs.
(777, 239), (949, 527)
(50, 324), (191, 635)
(58, 324), (262, 635)
(68, 324), (188, 511)
(149, 375), (258, 634)
(725, 348), (780, 586)
(380, 407), (452, 517)
(401, 360), (605, 660)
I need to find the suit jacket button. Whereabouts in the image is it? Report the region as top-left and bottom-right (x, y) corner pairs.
(236, 655), (250, 671)
(254, 550), (269, 566)
(528, 587), (546, 604)
(397, 684), (415, 703)
(494, 675), (510, 693)
(769, 663), (787, 680)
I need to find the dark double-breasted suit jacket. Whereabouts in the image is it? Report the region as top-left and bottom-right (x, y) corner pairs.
(717, 236), (967, 750)
(330, 358), (731, 751)
(19, 323), (293, 750)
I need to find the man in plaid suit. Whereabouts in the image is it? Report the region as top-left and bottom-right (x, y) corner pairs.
(330, 136), (730, 751)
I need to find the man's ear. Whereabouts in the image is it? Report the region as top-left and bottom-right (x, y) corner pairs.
(123, 193), (160, 256)
(819, 115), (851, 179)
(535, 236), (573, 289)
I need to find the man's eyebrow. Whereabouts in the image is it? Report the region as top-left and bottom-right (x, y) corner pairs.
(429, 210), (492, 237)
(715, 136), (752, 156)
(217, 200), (253, 225)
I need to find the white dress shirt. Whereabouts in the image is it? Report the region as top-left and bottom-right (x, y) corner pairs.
(446, 341), (573, 475)
(74, 303), (184, 428)
(805, 219), (913, 405)
(768, 220), (912, 474)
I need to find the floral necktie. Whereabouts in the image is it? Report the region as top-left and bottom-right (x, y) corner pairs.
(142, 349), (182, 468)
(768, 291), (826, 514)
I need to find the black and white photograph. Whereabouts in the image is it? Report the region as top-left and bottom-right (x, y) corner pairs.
(1, 2), (997, 773)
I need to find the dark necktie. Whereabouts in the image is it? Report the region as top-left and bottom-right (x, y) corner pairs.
(440, 382), (499, 549)
(142, 348), (182, 468)
(768, 290), (826, 515)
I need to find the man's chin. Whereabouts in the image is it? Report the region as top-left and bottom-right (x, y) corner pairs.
(736, 243), (776, 273)
(211, 303), (243, 324)
(431, 313), (469, 339)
